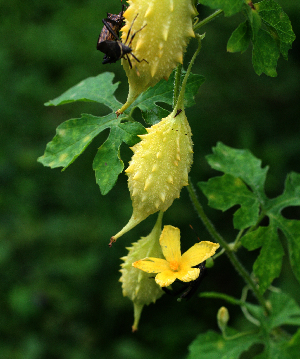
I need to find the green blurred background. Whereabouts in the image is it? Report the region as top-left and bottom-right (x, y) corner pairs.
(1, 0), (299, 358)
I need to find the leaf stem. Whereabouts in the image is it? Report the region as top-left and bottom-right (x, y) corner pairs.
(193, 9), (223, 32)
(187, 179), (270, 314)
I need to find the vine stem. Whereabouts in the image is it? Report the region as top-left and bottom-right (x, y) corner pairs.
(187, 179), (270, 314)
(193, 9), (224, 32)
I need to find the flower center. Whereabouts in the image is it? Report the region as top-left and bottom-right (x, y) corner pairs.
(169, 260), (180, 272)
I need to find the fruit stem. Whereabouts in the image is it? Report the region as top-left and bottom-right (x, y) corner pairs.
(193, 9), (223, 32)
(174, 34), (203, 111)
(173, 64), (183, 108)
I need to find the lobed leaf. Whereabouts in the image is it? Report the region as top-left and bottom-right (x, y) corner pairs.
(93, 122), (146, 195)
(268, 291), (300, 329)
(38, 113), (117, 170)
(38, 112), (146, 195)
(241, 226), (284, 294)
(200, 143), (300, 292)
(199, 174), (260, 229)
(204, 142), (268, 195)
(45, 72), (122, 111)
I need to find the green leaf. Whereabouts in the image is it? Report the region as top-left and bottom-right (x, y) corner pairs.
(241, 227), (284, 294)
(268, 172), (300, 212)
(38, 113), (117, 169)
(225, 1), (295, 77)
(45, 72), (122, 111)
(38, 112), (146, 195)
(254, 335), (300, 359)
(255, 0), (296, 60)
(279, 220), (300, 285)
(268, 291), (300, 329)
(200, 143), (300, 291)
(245, 5), (262, 41)
(265, 172), (300, 282)
(249, 293), (300, 358)
(199, 174), (260, 229)
(187, 329), (262, 359)
(129, 70), (205, 125)
(227, 21), (251, 53)
(204, 142), (268, 194)
(252, 29), (280, 77)
(93, 122), (146, 195)
(198, 0), (244, 16)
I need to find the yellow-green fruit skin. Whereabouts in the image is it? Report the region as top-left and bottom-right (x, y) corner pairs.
(120, 214), (164, 330)
(128, 109), (192, 217)
(119, 0), (197, 113)
(111, 110), (193, 241)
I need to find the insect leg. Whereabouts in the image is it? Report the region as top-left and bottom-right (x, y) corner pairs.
(127, 24), (147, 47)
(130, 53), (148, 64)
(126, 54), (133, 69)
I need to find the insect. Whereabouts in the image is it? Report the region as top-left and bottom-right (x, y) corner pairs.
(97, 5), (125, 45)
(162, 261), (207, 301)
(97, 12), (148, 69)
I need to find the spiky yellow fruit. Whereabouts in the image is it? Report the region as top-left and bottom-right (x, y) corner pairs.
(120, 212), (164, 331)
(111, 108), (193, 242)
(117, 0), (197, 114)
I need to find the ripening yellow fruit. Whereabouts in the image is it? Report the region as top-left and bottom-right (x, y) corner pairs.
(120, 212), (164, 331)
(110, 108), (193, 242)
(117, 0), (197, 114)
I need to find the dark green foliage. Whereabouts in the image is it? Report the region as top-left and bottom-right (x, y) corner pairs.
(1, 0), (299, 358)
(199, 143), (300, 293)
(188, 292), (300, 358)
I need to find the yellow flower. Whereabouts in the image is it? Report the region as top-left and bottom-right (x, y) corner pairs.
(132, 225), (220, 287)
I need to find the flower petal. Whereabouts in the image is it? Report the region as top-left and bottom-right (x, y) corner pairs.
(159, 225), (181, 263)
(176, 267), (200, 282)
(155, 270), (178, 287)
(133, 257), (170, 274)
(181, 241), (220, 267)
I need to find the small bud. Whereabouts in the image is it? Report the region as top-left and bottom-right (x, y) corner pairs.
(117, 0), (197, 114)
(217, 306), (230, 333)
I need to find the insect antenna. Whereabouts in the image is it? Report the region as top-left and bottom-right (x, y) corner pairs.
(124, 13), (138, 44)
(189, 224), (201, 242)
